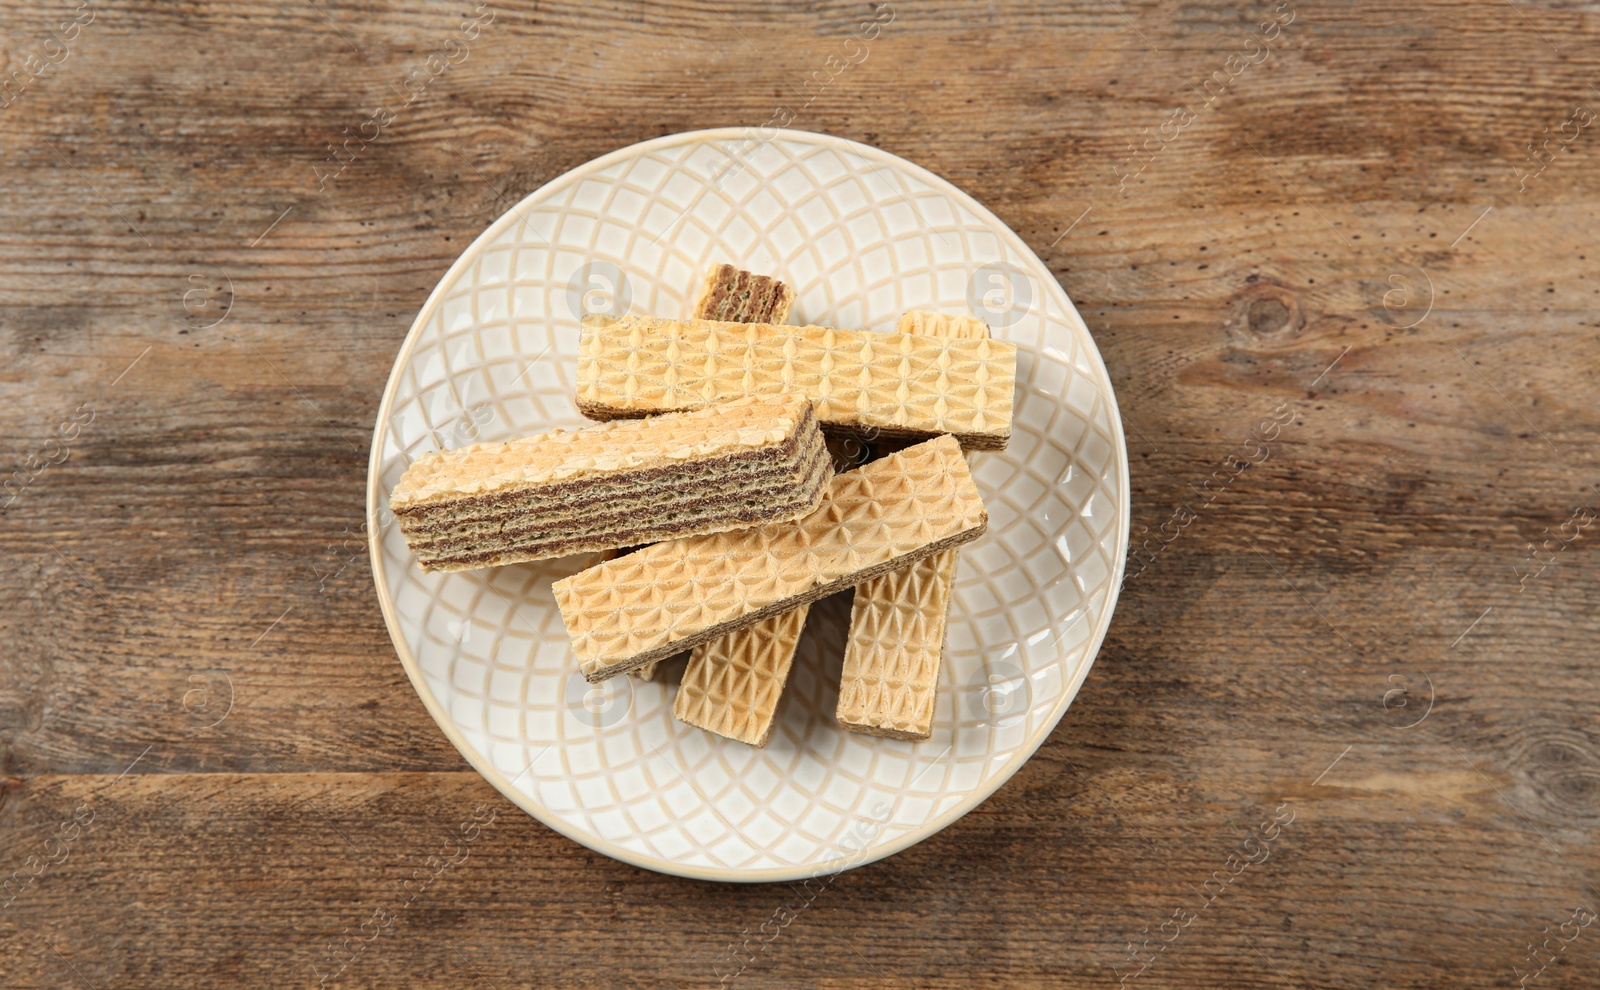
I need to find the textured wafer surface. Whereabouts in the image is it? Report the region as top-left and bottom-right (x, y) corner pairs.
(674, 605), (810, 746)
(693, 263), (796, 324)
(576, 315), (1016, 449)
(393, 393), (812, 506)
(837, 311), (992, 739)
(553, 435), (987, 680)
(896, 310), (991, 340)
(836, 549), (958, 739)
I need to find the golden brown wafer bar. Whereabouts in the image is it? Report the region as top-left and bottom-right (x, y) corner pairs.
(391, 394), (831, 571)
(837, 311), (991, 740)
(553, 435), (987, 681)
(835, 549), (958, 739)
(693, 263), (796, 324)
(673, 604), (811, 746)
(576, 314), (1016, 450)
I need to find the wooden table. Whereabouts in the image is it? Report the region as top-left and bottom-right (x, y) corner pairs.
(3, 1), (1597, 986)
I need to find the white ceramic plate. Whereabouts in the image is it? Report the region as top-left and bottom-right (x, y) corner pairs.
(366, 128), (1129, 882)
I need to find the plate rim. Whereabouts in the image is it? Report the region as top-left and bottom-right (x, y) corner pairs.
(365, 126), (1131, 883)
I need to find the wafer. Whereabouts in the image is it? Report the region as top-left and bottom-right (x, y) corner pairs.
(673, 604), (811, 746)
(576, 314), (1016, 449)
(837, 311), (991, 740)
(835, 550), (959, 739)
(391, 394), (831, 571)
(694, 263), (796, 324)
(553, 434), (987, 680)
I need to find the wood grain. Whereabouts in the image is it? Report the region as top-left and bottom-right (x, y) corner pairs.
(3, 0), (1600, 986)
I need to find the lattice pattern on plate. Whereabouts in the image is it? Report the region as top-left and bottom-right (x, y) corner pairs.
(366, 128), (1129, 882)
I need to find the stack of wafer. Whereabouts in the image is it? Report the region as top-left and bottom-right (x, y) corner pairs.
(664, 266), (810, 733)
(667, 298), (995, 745)
(390, 257), (1017, 752)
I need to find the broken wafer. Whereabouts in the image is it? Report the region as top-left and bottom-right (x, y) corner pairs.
(673, 603), (811, 747)
(837, 311), (991, 740)
(694, 263), (796, 324)
(576, 314), (1016, 450)
(390, 394), (832, 571)
(553, 434), (987, 681)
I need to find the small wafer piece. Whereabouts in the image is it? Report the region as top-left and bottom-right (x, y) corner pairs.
(391, 394), (831, 571)
(694, 263), (796, 324)
(576, 314), (1016, 450)
(553, 435), (987, 681)
(837, 311), (991, 740)
(674, 604), (811, 746)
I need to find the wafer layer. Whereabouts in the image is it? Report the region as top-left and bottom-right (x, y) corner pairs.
(576, 315), (1016, 450)
(694, 263), (796, 324)
(838, 311), (991, 740)
(554, 435), (987, 680)
(392, 395), (832, 571)
(674, 604), (810, 746)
